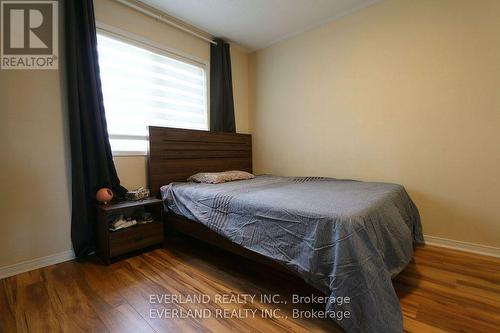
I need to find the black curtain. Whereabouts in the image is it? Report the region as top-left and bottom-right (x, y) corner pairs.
(210, 39), (236, 132)
(65, 0), (126, 258)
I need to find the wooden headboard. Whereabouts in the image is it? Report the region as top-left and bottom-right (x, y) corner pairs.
(147, 126), (252, 198)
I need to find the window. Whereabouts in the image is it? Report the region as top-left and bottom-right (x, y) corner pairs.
(96, 32), (208, 155)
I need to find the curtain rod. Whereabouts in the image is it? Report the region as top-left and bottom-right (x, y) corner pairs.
(113, 0), (217, 45)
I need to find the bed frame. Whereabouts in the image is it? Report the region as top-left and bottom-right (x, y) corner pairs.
(147, 126), (290, 272)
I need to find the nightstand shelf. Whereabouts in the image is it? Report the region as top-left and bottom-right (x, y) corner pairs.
(96, 198), (164, 264)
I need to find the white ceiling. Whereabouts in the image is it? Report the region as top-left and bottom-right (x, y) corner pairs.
(139, 0), (379, 51)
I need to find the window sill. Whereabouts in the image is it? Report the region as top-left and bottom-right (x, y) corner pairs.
(112, 151), (147, 157)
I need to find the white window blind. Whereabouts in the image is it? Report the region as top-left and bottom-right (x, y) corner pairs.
(96, 33), (208, 155)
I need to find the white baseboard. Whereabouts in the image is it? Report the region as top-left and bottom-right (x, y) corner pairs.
(424, 235), (500, 258)
(0, 250), (75, 280)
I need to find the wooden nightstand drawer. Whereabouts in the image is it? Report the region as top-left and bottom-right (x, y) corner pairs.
(109, 221), (163, 257)
(96, 198), (164, 264)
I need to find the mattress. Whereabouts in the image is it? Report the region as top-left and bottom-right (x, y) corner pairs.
(161, 175), (423, 332)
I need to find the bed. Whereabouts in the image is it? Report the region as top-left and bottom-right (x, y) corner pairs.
(148, 126), (423, 333)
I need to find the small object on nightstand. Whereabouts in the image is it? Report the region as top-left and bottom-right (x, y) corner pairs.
(125, 187), (150, 201)
(108, 215), (137, 231)
(96, 198), (164, 264)
(137, 212), (154, 224)
(96, 188), (113, 204)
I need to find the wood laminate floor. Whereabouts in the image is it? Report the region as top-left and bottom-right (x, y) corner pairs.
(0, 237), (499, 333)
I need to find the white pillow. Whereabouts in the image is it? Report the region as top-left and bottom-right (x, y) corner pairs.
(187, 170), (255, 184)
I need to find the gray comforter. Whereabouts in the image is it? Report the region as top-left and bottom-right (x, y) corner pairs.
(161, 175), (423, 332)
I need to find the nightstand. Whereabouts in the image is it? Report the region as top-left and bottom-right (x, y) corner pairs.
(96, 198), (164, 264)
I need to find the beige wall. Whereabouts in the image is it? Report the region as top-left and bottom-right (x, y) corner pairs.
(0, 0), (250, 268)
(250, 0), (500, 247)
(94, 0), (251, 190)
(0, 10), (71, 267)
(0, 71), (71, 268)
